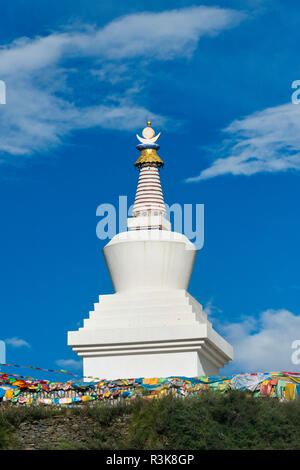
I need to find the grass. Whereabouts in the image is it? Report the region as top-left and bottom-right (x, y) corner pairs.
(1, 391), (300, 450)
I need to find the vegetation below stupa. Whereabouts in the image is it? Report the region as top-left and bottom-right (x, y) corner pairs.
(1, 391), (300, 450)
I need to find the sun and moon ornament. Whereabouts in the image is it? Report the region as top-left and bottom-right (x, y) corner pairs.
(135, 121), (164, 168)
(136, 120), (161, 145)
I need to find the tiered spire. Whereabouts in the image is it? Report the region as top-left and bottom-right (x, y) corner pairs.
(128, 122), (171, 231)
(133, 166), (166, 216)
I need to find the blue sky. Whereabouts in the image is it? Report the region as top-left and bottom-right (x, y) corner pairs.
(0, 0), (300, 380)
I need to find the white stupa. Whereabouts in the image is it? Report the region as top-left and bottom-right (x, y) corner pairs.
(68, 122), (233, 380)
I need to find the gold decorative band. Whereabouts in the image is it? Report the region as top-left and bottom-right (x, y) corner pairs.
(134, 148), (164, 167)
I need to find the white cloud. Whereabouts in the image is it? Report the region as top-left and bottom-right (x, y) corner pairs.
(56, 359), (82, 371)
(220, 308), (300, 372)
(0, 7), (245, 74)
(5, 337), (30, 348)
(90, 7), (245, 61)
(203, 299), (223, 319)
(0, 6), (245, 162)
(186, 102), (300, 182)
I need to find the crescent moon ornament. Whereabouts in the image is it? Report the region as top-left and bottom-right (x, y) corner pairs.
(136, 132), (161, 145)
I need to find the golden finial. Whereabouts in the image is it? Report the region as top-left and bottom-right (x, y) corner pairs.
(135, 121), (163, 168)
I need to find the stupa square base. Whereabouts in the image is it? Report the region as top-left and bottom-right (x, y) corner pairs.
(83, 351), (219, 380)
(68, 289), (233, 381)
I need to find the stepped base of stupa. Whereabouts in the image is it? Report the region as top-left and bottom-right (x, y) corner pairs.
(68, 289), (233, 380)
